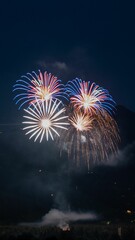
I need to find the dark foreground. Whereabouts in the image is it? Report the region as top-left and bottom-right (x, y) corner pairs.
(0, 223), (135, 240)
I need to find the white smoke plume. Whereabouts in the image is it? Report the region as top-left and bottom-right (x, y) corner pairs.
(103, 141), (135, 167)
(41, 208), (97, 225)
(20, 208), (98, 230)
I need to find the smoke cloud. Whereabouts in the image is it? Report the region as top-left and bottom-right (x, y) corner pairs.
(21, 208), (98, 230)
(41, 208), (97, 225)
(102, 141), (135, 167)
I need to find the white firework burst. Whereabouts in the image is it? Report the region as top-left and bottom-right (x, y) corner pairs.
(23, 99), (69, 142)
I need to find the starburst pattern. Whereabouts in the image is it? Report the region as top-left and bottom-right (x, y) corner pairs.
(23, 99), (69, 142)
(66, 78), (115, 115)
(69, 111), (93, 131)
(13, 70), (67, 109)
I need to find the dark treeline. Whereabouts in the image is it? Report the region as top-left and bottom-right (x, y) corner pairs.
(0, 224), (135, 240)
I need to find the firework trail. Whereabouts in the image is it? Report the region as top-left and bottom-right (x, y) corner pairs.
(13, 70), (67, 109)
(23, 99), (69, 142)
(58, 107), (120, 169)
(66, 78), (115, 115)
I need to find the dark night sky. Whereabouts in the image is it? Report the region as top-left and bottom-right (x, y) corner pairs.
(0, 0), (135, 114)
(0, 0), (135, 224)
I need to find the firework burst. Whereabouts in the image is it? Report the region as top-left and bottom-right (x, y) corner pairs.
(66, 78), (115, 115)
(69, 111), (93, 132)
(13, 69), (120, 169)
(13, 70), (67, 109)
(23, 99), (69, 142)
(59, 108), (119, 169)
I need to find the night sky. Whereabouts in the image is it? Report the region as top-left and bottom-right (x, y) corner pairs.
(0, 0), (135, 225)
